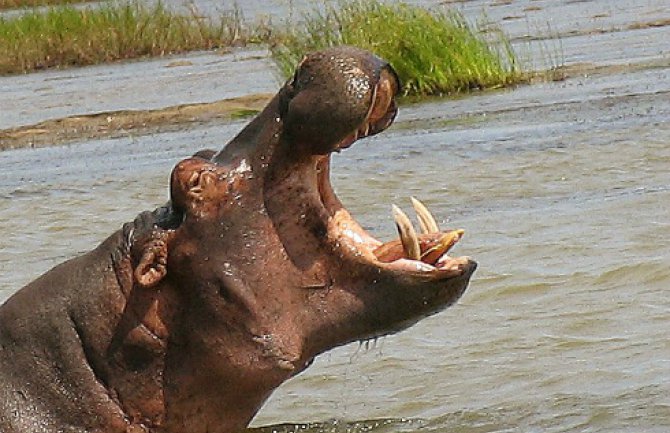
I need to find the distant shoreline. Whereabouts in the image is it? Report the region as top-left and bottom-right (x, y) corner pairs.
(0, 93), (272, 151)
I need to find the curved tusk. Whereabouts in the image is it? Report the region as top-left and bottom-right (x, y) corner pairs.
(392, 204), (421, 260)
(410, 197), (440, 234)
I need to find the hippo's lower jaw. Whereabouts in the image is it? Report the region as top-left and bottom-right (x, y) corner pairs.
(272, 128), (477, 352)
(317, 155), (474, 277)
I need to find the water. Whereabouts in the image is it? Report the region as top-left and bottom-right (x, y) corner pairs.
(2, 0), (669, 130)
(0, 49), (278, 130)
(1, 0), (670, 432)
(249, 67), (670, 432)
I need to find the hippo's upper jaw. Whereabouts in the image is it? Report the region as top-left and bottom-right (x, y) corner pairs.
(159, 46), (476, 432)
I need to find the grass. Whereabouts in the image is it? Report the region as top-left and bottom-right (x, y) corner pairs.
(0, 0), (90, 10)
(0, 1), (249, 74)
(270, 0), (527, 97)
(0, 0), (536, 97)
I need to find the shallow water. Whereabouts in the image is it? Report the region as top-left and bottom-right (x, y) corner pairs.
(2, 56), (669, 432)
(0, 49), (278, 130)
(1, 0), (670, 432)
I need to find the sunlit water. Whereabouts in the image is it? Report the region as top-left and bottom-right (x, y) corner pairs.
(2, 55), (669, 432)
(2, 0), (670, 431)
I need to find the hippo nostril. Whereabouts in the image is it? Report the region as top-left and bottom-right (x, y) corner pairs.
(368, 71), (396, 124)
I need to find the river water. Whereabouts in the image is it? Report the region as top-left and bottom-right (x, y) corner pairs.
(1, 0), (670, 432)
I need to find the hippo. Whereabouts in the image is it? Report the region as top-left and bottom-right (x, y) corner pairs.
(0, 46), (476, 433)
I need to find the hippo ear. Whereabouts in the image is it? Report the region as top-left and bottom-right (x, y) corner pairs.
(124, 210), (177, 289)
(133, 229), (175, 289)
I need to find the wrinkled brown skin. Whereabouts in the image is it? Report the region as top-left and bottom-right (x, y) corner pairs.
(0, 47), (476, 433)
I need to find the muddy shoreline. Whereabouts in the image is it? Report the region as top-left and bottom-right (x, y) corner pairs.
(0, 93), (272, 150)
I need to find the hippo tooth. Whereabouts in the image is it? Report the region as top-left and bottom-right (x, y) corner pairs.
(437, 252), (455, 267)
(436, 254), (471, 271)
(392, 204), (421, 260)
(414, 261), (435, 272)
(420, 229), (465, 264)
(410, 197), (440, 234)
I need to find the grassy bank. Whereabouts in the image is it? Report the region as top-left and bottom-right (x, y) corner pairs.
(0, 0), (90, 10)
(0, 1), (249, 74)
(270, 1), (526, 96)
(1, 0), (531, 97)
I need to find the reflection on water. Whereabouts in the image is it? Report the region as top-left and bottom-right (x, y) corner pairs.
(249, 418), (422, 433)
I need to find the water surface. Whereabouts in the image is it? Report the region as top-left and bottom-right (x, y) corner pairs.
(1, 0), (669, 432)
(1, 61), (669, 432)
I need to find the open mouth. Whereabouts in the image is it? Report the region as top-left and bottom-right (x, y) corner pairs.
(316, 71), (472, 279)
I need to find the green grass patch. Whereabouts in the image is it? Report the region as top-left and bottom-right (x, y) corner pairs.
(0, 1), (248, 74)
(0, 0), (546, 97)
(0, 0), (91, 11)
(270, 0), (527, 97)
(230, 108), (261, 119)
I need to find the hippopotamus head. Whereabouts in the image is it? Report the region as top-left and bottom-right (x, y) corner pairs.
(136, 46), (476, 431)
